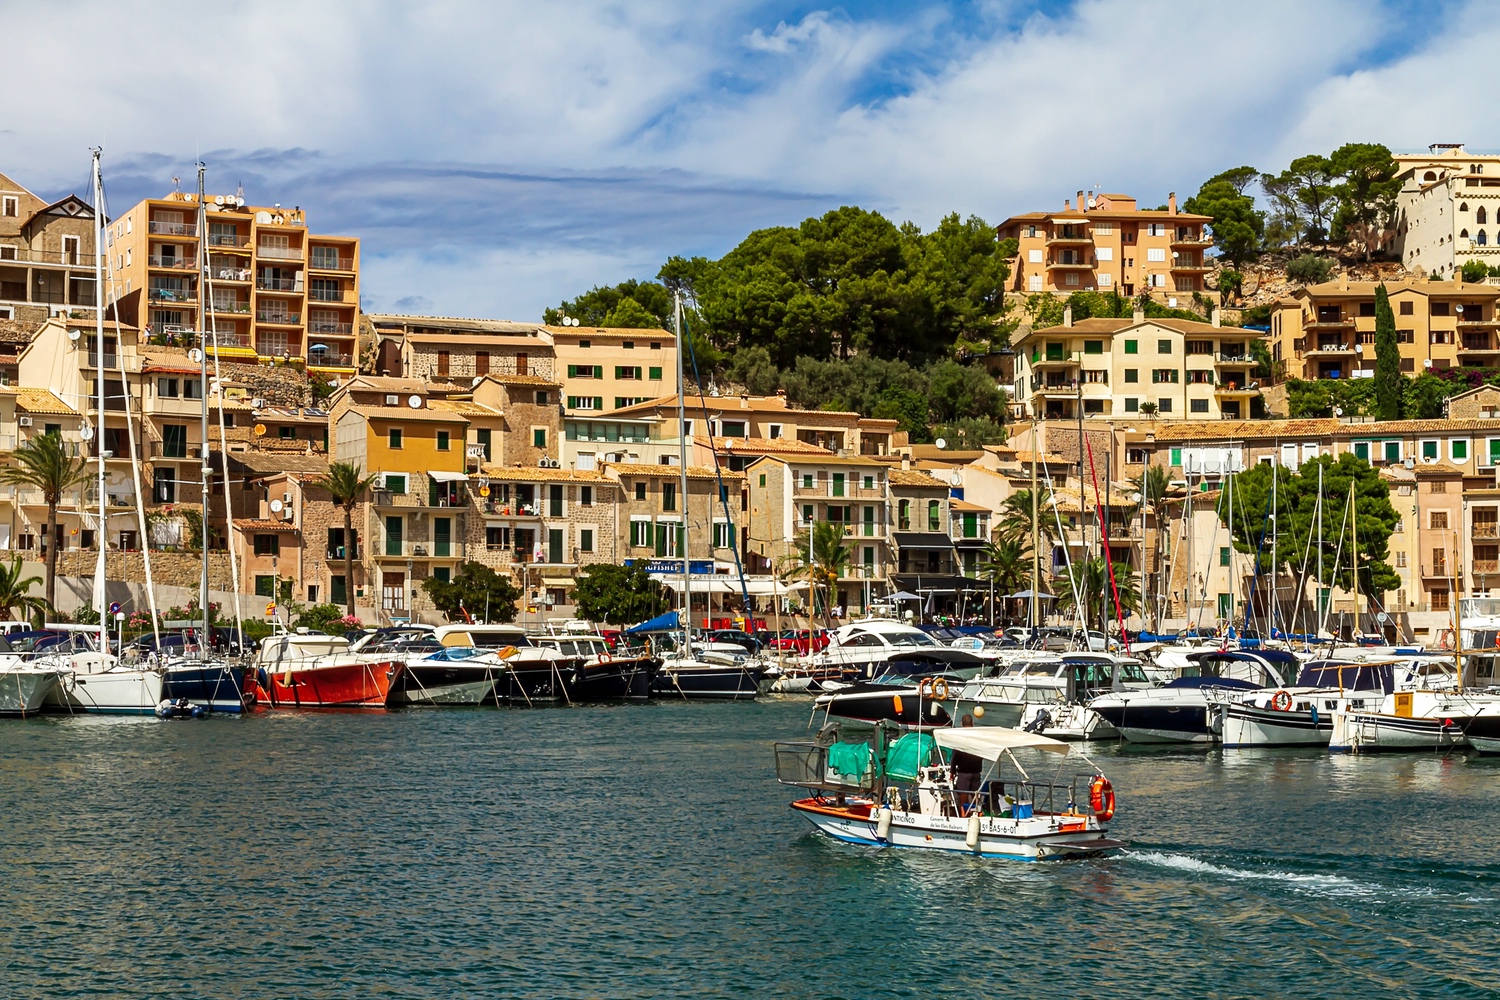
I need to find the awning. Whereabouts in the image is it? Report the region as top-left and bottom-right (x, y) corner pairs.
(892, 574), (987, 593)
(934, 726), (1070, 758)
(539, 576), (574, 587)
(953, 538), (990, 549)
(892, 532), (956, 549)
(1008, 589), (1058, 600)
(428, 470), (469, 482)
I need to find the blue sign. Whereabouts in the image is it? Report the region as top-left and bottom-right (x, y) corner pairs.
(625, 558), (716, 575)
(108, 602), (122, 615)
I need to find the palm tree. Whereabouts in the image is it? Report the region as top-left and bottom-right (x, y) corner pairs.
(310, 461), (380, 617)
(0, 433), (89, 609)
(777, 521), (851, 628)
(1053, 556), (1140, 629)
(1132, 464), (1171, 628)
(997, 490), (1058, 546)
(0, 555), (48, 626)
(978, 538), (1032, 622)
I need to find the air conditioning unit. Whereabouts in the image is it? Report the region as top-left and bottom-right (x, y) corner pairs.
(251, 398), (265, 409)
(17, 416), (32, 427)
(281, 507), (294, 521)
(413, 544), (427, 556)
(385, 394), (399, 406)
(282, 492), (293, 505)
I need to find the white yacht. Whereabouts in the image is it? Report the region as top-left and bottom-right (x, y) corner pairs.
(1088, 649), (1297, 744)
(1218, 659), (1393, 748)
(815, 619), (985, 680)
(953, 653), (1153, 738)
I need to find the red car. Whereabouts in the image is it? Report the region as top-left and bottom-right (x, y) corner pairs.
(769, 629), (830, 656)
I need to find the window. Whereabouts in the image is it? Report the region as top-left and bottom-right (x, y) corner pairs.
(1096, 247), (1113, 261)
(1354, 442), (1370, 461)
(254, 534), (280, 556)
(384, 473), (407, 493)
(184, 379), (202, 400)
(768, 424), (783, 440)
(1384, 441), (1401, 463)
(581, 486), (593, 506)
(535, 391), (549, 405)
(1151, 369), (1179, 383)
(1157, 339), (1172, 354)
(579, 529), (594, 553)
(327, 527), (358, 559)
(437, 351), (450, 376)
(1422, 440), (1439, 460)
(1124, 340), (1138, 354)
(1147, 247), (1166, 262)
(928, 500), (941, 532)
(387, 428), (404, 450)
(1432, 302), (1451, 317)
(802, 474), (814, 489)
(533, 428), (547, 448)
(1170, 448), (1182, 467)
(1220, 546), (1230, 567)
(1158, 398), (1172, 413)
(162, 424), (188, 458)
(255, 575), (276, 598)
(1431, 510), (1449, 530)
(1359, 302), (1376, 318)
(615, 366), (642, 380)
(1028, 249), (1043, 263)
(1066, 272), (1080, 286)
(1147, 223), (1166, 237)
(722, 421), (746, 437)
(662, 482), (676, 512)
(802, 504), (814, 525)
(1453, 439), (1469, 461)
(1084, 340), (1103, 355)
(1124, 397), (1139, 412)
(634, 482), (647, 501)
(1400, 301), (1413, 316)
(629, 520), (652, 548)
(758, 473), (766, 487)
(648, 367), (663, 380)
(567, 365), (604, 379)
(712, 522), (732, 549)
(157, 377), (179, 398)
(1191, 398), (1209, 413)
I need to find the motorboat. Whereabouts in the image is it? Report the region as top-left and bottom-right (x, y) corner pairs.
(1088, 649), (1298, 744)
(0, 634), (64, 716)
(36, 627), (164, 715)
(1327, 655), (1500, 752)
(816, 619), (986, 680)
(773, 722), (1125, 860)
(814, 674), (961, 727)
(530, 631), (655, 700)
(431, 623), (579, 704)
(347, 627), (500, 706)
(952, 653), (1154, 737)
(1218, 659), (1393, 748)
(254, 630), (403, 709)
(653, 651), (764, 700)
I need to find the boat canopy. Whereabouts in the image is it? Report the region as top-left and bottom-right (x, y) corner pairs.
(626, 610), (682, 633)
(1296, 660), (1393, 691)
(933, 726), (1070, 758)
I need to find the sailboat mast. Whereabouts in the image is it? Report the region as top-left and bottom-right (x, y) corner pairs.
(1029, 413), (1038, 632)
(196, 164), (210, 660)
(674, 292), (690, 634)
(1317, 463), (1323, 634)
(1349, 485), (1359, 637)
(91, 150), (108, 657)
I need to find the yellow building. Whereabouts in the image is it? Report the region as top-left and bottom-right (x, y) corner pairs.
(542, 324), (677, 414)
(997, 192), (1212, 299)
(107, 190), (361, 375)
(1269, 277), (1500, 380)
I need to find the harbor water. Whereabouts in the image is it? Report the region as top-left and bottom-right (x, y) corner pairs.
(2, 698), (1498, 999)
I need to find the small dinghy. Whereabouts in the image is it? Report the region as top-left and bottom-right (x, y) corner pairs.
(156, 698), (206, 720)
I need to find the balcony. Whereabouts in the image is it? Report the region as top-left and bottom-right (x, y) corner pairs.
(1214, 383), (1257, 397)
(1045, 233), (1093, 246)
(1422, 561), (1454, 580)
(256, 277), (304, 293)
(306, 352), (355, 369)
(1045, 256), (1095, 269)
(209, 300), (252, 316)
(1169, 258), (1212, 272)
(1031, 351), (1081, 369)
(0, 247), (94, 266)
(1304, 344), (1358, 357)
(147, 441), (203, 459)
(1475, 521), (1499, 539)
(148, 288), (196, 305)
(148, 255), (197, 270)
(791, 483), (886, 500)
(205, 332), (255, 350)
(1214, 352), (1254, 366)
(207, 233), (251, 249)
(210, 266), (252, 283)
(308, 320), (353, 336)
(379, 539), (465, 560)
(1170, 234), (1213, 248)
(466, 443), (488, 462)
(1305, 317), (1354, 329)
(256, 310), (301, 326)
(1474, 559), (1500, 575)
(149, 221), (196, 236)
(308, 287), (350, 303)
(480, 499), (543, 517)
(84, 353), (141, 372)
(256, 245), (303, 261)
(309, 254), (356, 272)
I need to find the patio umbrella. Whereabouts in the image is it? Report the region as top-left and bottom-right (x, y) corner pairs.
(309, 343), (329, 353)
(887, 590), (921, 601)
(1007, 590), (1058, 599)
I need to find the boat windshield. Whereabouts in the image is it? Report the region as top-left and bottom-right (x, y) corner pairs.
(885, 631), (938, 648)
(1115, 660), (1150, 683)
(1005, 661), (1061, 677)
(1296, 661), (1392, 691)
(1461, 598), (1500, 620)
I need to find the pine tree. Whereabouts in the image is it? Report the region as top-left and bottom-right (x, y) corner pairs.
(1373, 283), (1401, 420)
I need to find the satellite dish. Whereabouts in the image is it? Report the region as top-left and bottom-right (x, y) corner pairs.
(724, 439), (735, 450)
(68, 329), (81, 342)
(79, 424), (94, 441)
(269, 499), (284, 513)
(950, 471), (963, 486)
(188, 348), (204, 364)
(214, 195), (225, 206)
(253, 424), (266, 437)
(935, 438), (947, 450)
(1403, 457), (1415, 469)
(472, 376), (483, 387)
(255, 211), (272, 224)
(408, 395), (422, 409)
(235, 196), (245, 207)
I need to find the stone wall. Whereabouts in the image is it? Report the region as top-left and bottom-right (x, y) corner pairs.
(225, 361), (312, 408)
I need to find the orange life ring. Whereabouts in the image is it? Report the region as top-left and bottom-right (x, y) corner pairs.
(598, 650), (612, 663)
(1089, 775), (1115, 821)
(918, 678), (934, 698)
(1270, 690), (1293, 712)
(930, 678), (949, 701)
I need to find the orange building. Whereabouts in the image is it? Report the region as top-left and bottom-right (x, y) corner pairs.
(997, 191), (1212, 299)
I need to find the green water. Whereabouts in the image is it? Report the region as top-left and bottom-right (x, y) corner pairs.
(1, 699), (1497, 998)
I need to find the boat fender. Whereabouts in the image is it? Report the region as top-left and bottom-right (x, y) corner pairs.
(973, 705), (984, 719)
(965, 812), (980, 850)
(154, 699), (174, 719)
(876, 804), (893, 841)
(1310, 705), (1318, 726)
(190, 705), (205, 719)
(892, 694), (904, 716)
(1271, 690), (1293, 712)
(1089, 776), (1116, 821)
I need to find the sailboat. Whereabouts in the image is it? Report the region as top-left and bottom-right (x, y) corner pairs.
(47, 150), (164, 714)
(157, 164), (247, 713)
(648, 292), (761, 700)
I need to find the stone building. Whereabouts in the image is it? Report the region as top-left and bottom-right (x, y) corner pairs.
(0, 171), (98, 326)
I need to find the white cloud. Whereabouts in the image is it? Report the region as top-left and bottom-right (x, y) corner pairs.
(0, 0), (1493, 321)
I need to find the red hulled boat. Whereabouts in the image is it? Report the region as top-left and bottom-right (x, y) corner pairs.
(254, 631), (404, 708)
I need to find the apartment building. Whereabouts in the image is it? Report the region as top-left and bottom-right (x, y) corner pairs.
(1012, 312), (1260, 421)
(997, 191), (1213, 298)
(107, 191), (360, 375)
(0, 386), (87, 555)
(1393, 143), (1500, 280)
(398, 325), (556, 384)
(1269, 278), (1500, 380)
(543, 324), (677, 415)
(744, 454), (891, 613)
(888, 469), (964, 606)
(0, 173), (98, 326)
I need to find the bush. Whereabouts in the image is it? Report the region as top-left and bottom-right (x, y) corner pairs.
(1286, 255), (1334, 284)
(1462, 259), (1490, 284)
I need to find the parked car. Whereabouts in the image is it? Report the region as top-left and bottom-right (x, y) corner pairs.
(702, 629), (763, 654)
(769, 628), (830, 656)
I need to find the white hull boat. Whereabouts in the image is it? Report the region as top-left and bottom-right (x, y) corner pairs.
(58, 662), (164, 714)
(0, 665), (64, 716)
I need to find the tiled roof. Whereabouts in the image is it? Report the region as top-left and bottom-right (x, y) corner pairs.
(479, 464), (617, 484)
(717, 437), (832, 455)
(1298, 278), (1500, 298)
(748, 453), (889, 468)
(541, 325), (674, 340)
(223, 452), (330, 476)
(609, 393), (861, 421)
(486, 374), (562, 387)
(342, 405), (469, 423)
(906, 445), (987, 461)
(233, 518), (301, 532)
(1147, 417), (1500, 442)
(426, 399), (502, 417)
(888, 469), (944, 487)
(604, 462), (743, 481)
(948, 498), (992, 512)
(14, 389), (76, 415)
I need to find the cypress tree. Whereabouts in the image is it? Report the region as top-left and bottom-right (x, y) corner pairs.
(1373, 283), (1401, 420)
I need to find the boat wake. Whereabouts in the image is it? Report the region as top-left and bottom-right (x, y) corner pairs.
(1125, 850), (1430, 900)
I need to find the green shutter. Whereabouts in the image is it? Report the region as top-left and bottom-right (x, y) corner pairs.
(1423, 440), (1438, 459)
(1124, 340), (1138, 354)
(1453, 440), (1468, 460)
(567, 364), (578, 377)
(649, 366), (662, 380)
(1170, 448), (1182, 467)
(595, 397), (604, 410)
(594, 365), (604, 379)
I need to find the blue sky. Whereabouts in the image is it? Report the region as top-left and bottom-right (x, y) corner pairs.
(0, 0), (1488, 320)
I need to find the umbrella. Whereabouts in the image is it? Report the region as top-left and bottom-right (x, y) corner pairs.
(309, 343), (329, 353)
(1007, 590), (1058, 599)
(887, 590), (922, 601)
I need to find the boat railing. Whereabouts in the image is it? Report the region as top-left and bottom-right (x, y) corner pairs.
(773, 741), (878, 792)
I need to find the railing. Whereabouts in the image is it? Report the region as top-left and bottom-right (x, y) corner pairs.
(257, 245), (303, 260)
(0, 247), (95, 266)
(149, 221), (196, 236)
(307, 353), (354, 367)
(1474, 559), (1500, 575)
(466, 444), (488, 460)
(308, 320), (353, 335)
(256, 310), (300, 325)
(309, 254), (355, 271)
(149, 288), (196, 304)
(256, 277), (303, 292)
(482, 501), (542, 516)
(308, 287), (346, 302)
(1047, 256), (1094, 267)
(1170, 258), (1211, 270)
(207, 332), (254, 349)
(209, 300), (251, 314)
(208, 234), (251, 248)
(149, 255), (197, 270)
(85, 353), (142, 371)
(326, 547), (360, 561)
(210, 267), (253, 283)
(381, 540), (464, 559)
(1474, 521), (1499, 538)
(1216, 352), (1251, 362)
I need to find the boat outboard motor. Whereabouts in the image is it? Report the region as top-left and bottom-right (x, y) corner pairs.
(1024, 708), (1053, 734)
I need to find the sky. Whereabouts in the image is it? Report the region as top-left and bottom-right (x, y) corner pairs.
(0, 0), (1487, 321)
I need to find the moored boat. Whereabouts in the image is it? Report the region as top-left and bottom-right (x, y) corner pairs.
(255, 631), (402, 708)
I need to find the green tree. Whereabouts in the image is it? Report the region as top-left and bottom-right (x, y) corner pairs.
(573, 563), (669, 625)
(0, 432), (89, 609)
(1053, 557), (1140, 627)
(421, 562), (522, 623)
(294, 602), (361, 633)
(1184, 169), (1265, 267)
(1373, 284), (1401, 420)
(777, 521), (851, 627)
(1286, 254), (1334, 284)
(0, 555), (48, 626)
(309, 461), (380, 617)
(1330, 143), (1400, 261)
(544, 279), (673, 329)
(1264, 155), (1338, 244)
(926, 359), (1003, 424)
(997, 490), (1058, 545)
(1462, 259), (1490, 284)
(1402, 372), (1458, 419)
(1216, 268), (1244, 305)
(724, 345), (781, 395)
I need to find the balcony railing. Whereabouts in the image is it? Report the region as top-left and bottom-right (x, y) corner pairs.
(148, 288), (196, 304)
(0, 247), (95, 266)
(1475, 521), (1499, 538)
(380, 539), (463, 559)
(210, 266), (253, 283)
(207, 234), (250, 248)
(1216, 352), (1251, 363)
(257, 245), (303, 260)
(149, 255), (197, 270)
(209, 300), (251, 314)
(1046, 256), (1095, 268)
(256, 310), (300, 325)
(1473, 559), (1500, 575)
(309, 255), (355, 271)
(308, 287), (347, 302)
(307, 320), (353, 335)
(149, 221), (196, 236)
(206, 332), (254, 349)
(307, 352), (354, 367)
(256, 277), (303, 292)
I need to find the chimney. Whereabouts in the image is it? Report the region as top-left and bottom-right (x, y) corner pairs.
(1077, 190), (1085, 213)
(1132, 305), (1144, 323)
(1211, 307), (1221, 328)
(1168, 192), (1177, 215)
(1064, 198), (1071, 211)
(1064, 305), (1073, 328)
